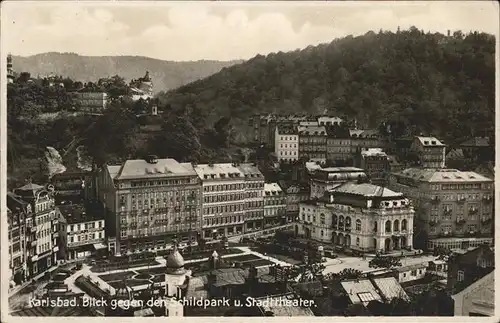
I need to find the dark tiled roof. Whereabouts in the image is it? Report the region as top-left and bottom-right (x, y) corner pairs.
(460, 137), (490, 147)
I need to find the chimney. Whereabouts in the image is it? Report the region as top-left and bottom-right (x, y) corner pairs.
(146, 155), (158, 164)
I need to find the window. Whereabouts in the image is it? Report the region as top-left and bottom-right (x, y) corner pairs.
(457, 270), (464, 282)
(356, 220), (361, 231)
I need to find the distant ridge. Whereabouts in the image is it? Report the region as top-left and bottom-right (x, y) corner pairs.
(12, 52), (244, 93)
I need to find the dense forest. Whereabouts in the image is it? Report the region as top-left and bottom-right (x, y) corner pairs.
(160, 27), (495, 144)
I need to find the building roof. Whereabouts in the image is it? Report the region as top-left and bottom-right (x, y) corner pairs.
(166, 246), (185, 270)
(107, 165), (121, 179)
(6, 192), (29, 211)
(194, 163), (244, 180)
(349, 129), (379, 139)
(319, 166), (365, 173)
(332, 182), (403, 198)
(361, 148), (388, 158)
(371, 277), (410, 301)
(210, 267), (272, 287)
(16, 182), (45, 191)
(460, 137), (490, 147)
(255, 293), (315, 316)
(451, 271), (494, 315)
(340, 279), (383, 305)
(318, 116), (343, 124)
(298, 125), (326, 136)
(57, 202), (105, 224)
(415, 136), (445, 147)
(114, 158), (197, 180)
(276, 124), (298, 135)
(446, 148), (465, 160)
(394, 263), (428, 272)
(263, 183), (283, 196)
(237, 163), (264, 179)
(394, 168), (493, 183)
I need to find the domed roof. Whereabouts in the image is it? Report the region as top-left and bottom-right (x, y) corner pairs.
(166, 246), (185, 270)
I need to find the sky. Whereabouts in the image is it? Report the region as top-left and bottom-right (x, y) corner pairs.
(2, 1), (499, 61)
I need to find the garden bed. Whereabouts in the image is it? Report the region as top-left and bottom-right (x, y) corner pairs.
(225, 254), (262, 263)
(91, 260), (161, 272)
(98, 271), (136, 282)
(134, 273), (154, 280)
(136, 266), (167, 275)
(251, 251), (302, 265)
(244, 259), (274, 267)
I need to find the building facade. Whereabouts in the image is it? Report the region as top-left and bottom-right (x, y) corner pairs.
(410, 136), (446, 168)
(263, 183), (287, 228)
(357, 148), (390, 186)
(7, 53), (14, 83)
(326, 125), (352, 165)
(388, 168), (494, 250)
(298, 125), (327, 163)
(194, 163), (246, 239)
(72, 92), (108, 114)
(58, 203), (106, 260)
(349, 129), (382, 154)
(298, 183), (415, 253)
(310, 167), (367, 199)
(97, 156), (203, 255)
(447, 244), (494, 295)
(9, 183), (59, 281)
(130, 71), (154, 101)
(284, 184), (310, 222)
(274, 125), (299, 162)
(237, 163), (265, 233)
(7, 199), (28, 287)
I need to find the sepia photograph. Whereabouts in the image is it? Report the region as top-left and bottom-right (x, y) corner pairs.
(1, 0), (498, 319)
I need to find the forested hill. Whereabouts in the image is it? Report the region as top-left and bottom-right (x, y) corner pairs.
(160, 27), (495, 144)
(12, 53), (243, 93)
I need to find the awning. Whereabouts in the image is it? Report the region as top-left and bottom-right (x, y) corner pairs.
(93, 243), (107, 250)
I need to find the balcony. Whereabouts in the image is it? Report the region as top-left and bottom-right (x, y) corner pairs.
(483, 196), (493, 203)
(468, 208), (478, 215)
(443, 209), (452, 215)
(455, 219), (466, 226)
(481, 218), (492, 225)
(457, 197), (466, 203)
(431, 196), (440, 204)
(428, 220), (439, 227)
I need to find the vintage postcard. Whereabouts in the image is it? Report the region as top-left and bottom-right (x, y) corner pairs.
(1, 0), (498, 321)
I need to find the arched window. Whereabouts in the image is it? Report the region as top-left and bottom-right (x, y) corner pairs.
(374, 221), (378, 232)
(385, 220), (392, 233)
(345, 217), (351, 228)
(401, 219), (408, 231)
(393, 220), (400, 232)
(356, 219), (361, 231)
(332, 214), (338, 228)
